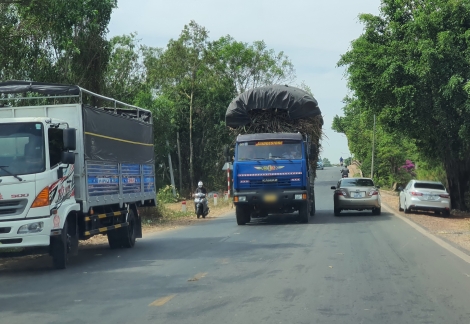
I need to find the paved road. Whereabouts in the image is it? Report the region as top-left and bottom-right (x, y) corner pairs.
(2, 167), (470, 324)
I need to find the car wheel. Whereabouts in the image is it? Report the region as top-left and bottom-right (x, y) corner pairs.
(404, 201), (411, 214)
(398, 197), (403, 211)
(443, 210), (450, 217)
(435, 211), (441, 215)
(372, 207), (381, 216)
(334, 207), (341, 216)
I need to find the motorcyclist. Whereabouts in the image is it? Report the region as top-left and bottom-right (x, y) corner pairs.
(195, 181), (209, 214)
(339, 156), (344, 167)
(341, 165), (349, 178)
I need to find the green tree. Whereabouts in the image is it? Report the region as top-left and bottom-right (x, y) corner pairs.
(145, 20), (211, 190)
(322, 158), (332, 167)
(0, 0), (116, 93)
(338, 0), (470, 209)
(208, 36), (295, 94)
(103, 33), (146, 103)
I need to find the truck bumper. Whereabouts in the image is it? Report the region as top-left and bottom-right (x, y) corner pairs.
(0, 216), (53, 249)
(233, 189), (308, 211)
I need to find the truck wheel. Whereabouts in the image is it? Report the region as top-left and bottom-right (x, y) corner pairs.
(236, 206), (249, 225)
(299, 203), (309, 223)
(310, 198), (315, 217)
(107, 208), (136, 249)
(51, 219), (69, 269)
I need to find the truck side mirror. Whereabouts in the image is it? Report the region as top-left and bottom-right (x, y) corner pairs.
(61, 151), (75, 165)
(63, 128), (76, 151)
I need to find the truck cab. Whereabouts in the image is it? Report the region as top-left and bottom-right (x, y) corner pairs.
(0, 117), (78, 248)
(232, 133), (315, 225)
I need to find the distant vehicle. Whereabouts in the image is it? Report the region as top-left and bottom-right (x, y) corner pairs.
(331, 178), (381, 216)
(398, 180), (450, 216)
(317, 161), (324, 170)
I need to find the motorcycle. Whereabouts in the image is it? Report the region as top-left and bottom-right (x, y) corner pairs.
(194, 192), (209, 219)
(340, 169), (349, 178)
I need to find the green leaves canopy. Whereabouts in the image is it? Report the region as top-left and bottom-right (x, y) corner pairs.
(338, 0), (470, 209)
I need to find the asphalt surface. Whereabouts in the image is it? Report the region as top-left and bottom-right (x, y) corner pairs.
(2, 167), (470, 324)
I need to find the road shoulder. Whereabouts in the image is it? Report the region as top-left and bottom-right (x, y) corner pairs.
(381, 190), (470, 262)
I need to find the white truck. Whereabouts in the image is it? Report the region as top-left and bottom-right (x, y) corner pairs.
(0, 81), (156, 269)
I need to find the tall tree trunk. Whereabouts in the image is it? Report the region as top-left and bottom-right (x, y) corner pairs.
(445, 158), (470, 211)
(177, 131), (183, 193)
(189, 91), (194, 191)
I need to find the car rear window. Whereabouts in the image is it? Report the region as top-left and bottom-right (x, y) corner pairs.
(341, 179), (375, 187)
(413, 183), (445, 190)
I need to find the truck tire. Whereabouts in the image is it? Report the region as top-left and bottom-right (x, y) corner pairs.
(299, 203), (309, 223)
(236, 206), (249, 225)
(107, 208), (136, 249)
(51, 219), (69, 269)
(310, 197), (315, 217)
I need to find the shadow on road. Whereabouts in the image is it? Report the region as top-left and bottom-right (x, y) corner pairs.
(311, 209), (394, 224)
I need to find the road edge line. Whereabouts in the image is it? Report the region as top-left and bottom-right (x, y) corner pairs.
(382, 203), (470, 265)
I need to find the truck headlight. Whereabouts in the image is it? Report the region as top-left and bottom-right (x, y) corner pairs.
(17, 222), (44, 234)
(238, 196), (247, 202)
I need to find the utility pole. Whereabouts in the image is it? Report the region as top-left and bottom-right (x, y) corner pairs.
(370, 114), (376, 179)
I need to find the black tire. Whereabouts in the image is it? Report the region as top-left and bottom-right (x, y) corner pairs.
(51, 219), (69, 269)
(435, 210), (441, 215)
(310, 193), (315, 217)
(196, 205), (203, 219)
(372, 207), (381, 215)
(107, 208), (136, 249)
(299, 203), (309, 223)
(443, 210), (450, 217)
(236, 205), (249, 225)
(398, 198), (403, 211)
(404, 201), (411, 214)
(334, 208), (341, 216)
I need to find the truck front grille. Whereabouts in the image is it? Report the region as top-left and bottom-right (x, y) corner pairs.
(0, 199), (28, 217)
(249, 179), (291, 188)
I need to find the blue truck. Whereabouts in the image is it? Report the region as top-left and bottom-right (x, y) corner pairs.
(225, 85), (322, 225)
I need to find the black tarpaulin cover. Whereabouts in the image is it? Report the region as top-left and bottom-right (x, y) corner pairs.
(83, 106), (154, 164)
(225, 85), (321, 127)
(0, 80), (80, 95)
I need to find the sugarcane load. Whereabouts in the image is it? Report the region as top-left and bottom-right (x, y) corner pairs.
(225, 84), (323, 225)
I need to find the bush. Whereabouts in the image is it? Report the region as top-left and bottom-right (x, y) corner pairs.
(157, 185), (180, 204)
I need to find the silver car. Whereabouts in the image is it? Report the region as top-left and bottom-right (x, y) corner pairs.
(398, 180), (451, 216)
(330, 178), (381, 216)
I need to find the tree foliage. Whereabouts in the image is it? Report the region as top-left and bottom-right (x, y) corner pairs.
(0, 0), (116, 93)
(338, 0), (470, 210)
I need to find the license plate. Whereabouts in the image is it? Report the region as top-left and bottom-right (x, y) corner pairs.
(353, 192), (365, 198)
(423, 194), (437, 201)
(263, 194), (277, 203)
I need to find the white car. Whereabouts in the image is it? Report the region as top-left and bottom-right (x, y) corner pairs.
(398, 180), (450, 216)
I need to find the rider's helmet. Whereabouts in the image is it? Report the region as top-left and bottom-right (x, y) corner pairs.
(198, 181), (203, 188)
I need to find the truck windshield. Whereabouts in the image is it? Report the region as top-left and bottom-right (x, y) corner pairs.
(0, 123), (45, 176)
(237, 141), (302, 161)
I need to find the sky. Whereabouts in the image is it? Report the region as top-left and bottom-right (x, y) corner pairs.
(108, 0), (381, 164)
